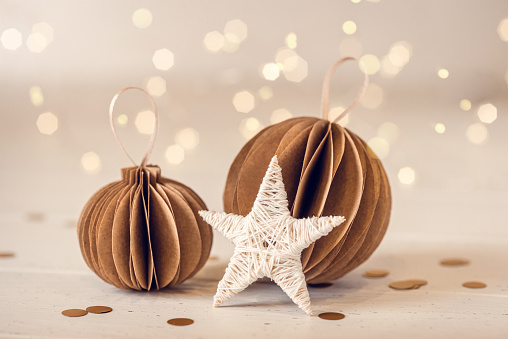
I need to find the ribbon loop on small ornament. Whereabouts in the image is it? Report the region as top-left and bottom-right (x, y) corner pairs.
(321, 57), (369, 124)
(109, 87), (158, 167)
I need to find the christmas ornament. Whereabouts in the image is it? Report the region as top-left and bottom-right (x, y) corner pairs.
(78, 87), (212, 291)
(200, 156), (345, 315)
(223, 58), (391, 284)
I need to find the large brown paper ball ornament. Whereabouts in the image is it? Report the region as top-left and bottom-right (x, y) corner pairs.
(78, 165), (213, 290)
(223, 116), (391, 284)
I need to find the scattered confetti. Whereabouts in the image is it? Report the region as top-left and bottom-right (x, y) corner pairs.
(26, 212), (45, 222)
(318, 312), (346, 320)
(463, 281), (486, 289)
(308, 282), (333, 288)
(207, 255), (218, 261)
(389, 279), (427, 290)
(0, 252), (15, 258)
(62, 309), (88, 317)
(167, 318), (194, 326)
(440, 258), (470, 266)
(363, 269), (389, 278)
(86, 306), (112, 314)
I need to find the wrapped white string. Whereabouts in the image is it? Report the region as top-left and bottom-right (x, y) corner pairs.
(199, 156), (345, 315)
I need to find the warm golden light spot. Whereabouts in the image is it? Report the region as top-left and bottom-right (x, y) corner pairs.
(282, 55), (308, 82)
(367, 137), (390, 159)
(135, 110), (155, 135)
(270, 108), (292, 124)
(339, 38), (363, 58)
(203, 31), (224, 52)
(258, 86), (274, 101)
(146, 76), (166, 96)
(477, 103), (497, 124)
(275, 47), (298, 65)
(497, 18), (508, 42)
(329, 106), (349, 126)
(360, 83), (384, 109)
(222, 39), (239, 53)
(377, 122), (399, 144)
(117, 114), (128, 125)
(398, 167), (415, 185)
(459, 99), (472, 111)
(438, 68), (449, 79)
(132, 8), (153, 29)
(224, 19), (248, 43)
(29, 86), (44, 107)
(152, 49), (174, 71)
(175, 127), (200, 150)
(359, 54), (380, 75)
(32, 22), (53, 43)
(351, 0), (362, 3)
(1, 28), (22, 50)
(36, 112), (58, 135)
(342, 21), (357, 35)
(239, 117), (263, 139)
(81, 152), (102, 174)
(466, 123), (488, 145)
(434, 123), (446, 134)
(26, 32), (47, 53)
(165, 144), (185, 165)
(233, 90), (255, 113)
(262, 63), (280, 81)
(380, 56), (401, 78)
(285, 32), (297, 49)
(388, 41), (412, 67)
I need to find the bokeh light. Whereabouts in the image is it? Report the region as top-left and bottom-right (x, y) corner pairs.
(224, 19), (248, 43)
(117, 114), (128, 125)
(351, 0), (362, 3)
(135, 110), (155, 134)
(146, 76), (166, 96)
(203, 31), (224, 53)
(285, 32), (297, 49)
(359, 54), (381, 75)
(477, 103), (497, 124)
(282, 55), (308, 82)
(459, 99), (472, 111)
(437, 68), (449, 79)
(377, 122), (399, 144)
(388, 41), (412, 67)
(36, 112), (58, 135)
(132, 8), (153, 29)
(466, 123), (488, 145)
(175, 127), (200, 150)
(26, 32), (47, 53)
(497, 18), (508, 42)
(339, 38), (363, 58)
(32, 22), (53, 44)
(29, 86), (44, 107)
(258, 86), (274, 101)
(165, 144), (185, 165)
(367, 137), (390, 159)
(81, 152), (102, 174)
(262, 63), (280, 81)
(398, 167), (415, 185)
(329, 106), (349, 126)
(239, 117), (263, 139)
(152, 49), (174, 71)
(342, 20), (357, 35)
(1, 28), (22, 50)
(360, 83), (384, 109)
(270, 108), (292, 124)
(434, 123), (446, 134)
(233, 90), (255, 113)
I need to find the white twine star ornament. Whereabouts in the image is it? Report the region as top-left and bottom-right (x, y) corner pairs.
(199, 156), (345, 315)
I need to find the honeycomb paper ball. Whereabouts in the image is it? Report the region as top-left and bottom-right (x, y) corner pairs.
(223, 117), (391, 284)
(78, 165), (213, 290)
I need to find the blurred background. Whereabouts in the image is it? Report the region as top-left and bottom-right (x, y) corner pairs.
(1, 0), (507, 239)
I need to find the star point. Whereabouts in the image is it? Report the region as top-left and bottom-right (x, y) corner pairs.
(200, 155), (346, 315)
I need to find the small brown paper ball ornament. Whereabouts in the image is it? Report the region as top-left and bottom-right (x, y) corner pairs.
(223, 58), (391, 284)
(78, 87), (212, 291)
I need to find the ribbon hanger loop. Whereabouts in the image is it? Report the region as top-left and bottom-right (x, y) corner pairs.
(109, 86), (158, 168)
(320, 57), (369, 124)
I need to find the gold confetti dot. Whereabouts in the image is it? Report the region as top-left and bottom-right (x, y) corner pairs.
(207, 255), (218, 261)
(308, 282), (333, 288)
(86, 306), (112, 314)
(318, 312), (345, 320)
(389, 279), (427, 290)
(362, 269), (389, 278)
(0, 252), (15, 258)
(167, 318), (194, 326)
(440, 258), (470, 266)
(62, 309), (88, 317)
(463, 281), (486, 289)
